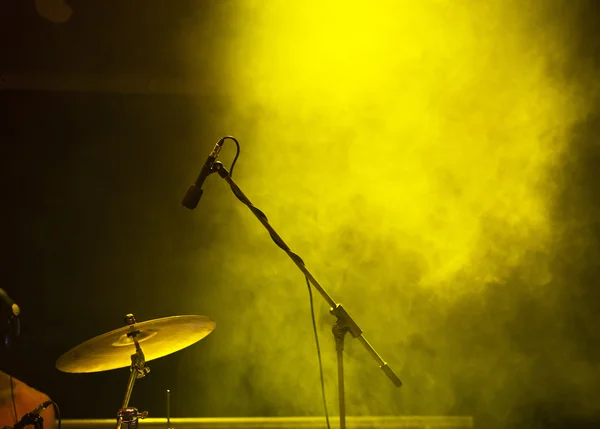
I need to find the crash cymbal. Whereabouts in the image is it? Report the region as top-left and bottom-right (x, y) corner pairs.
(56, 315), (215, 373)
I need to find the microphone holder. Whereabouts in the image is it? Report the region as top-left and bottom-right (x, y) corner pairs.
(8, 414), (45, 429)
(209, 161), (402, 429)
(116, 314), (149, 429)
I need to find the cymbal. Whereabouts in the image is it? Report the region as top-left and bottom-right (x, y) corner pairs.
(56, 315), (215, 373)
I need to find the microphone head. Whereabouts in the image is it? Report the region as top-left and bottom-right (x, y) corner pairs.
(182, 184), (204, 210)
(0, 289), (20, 348)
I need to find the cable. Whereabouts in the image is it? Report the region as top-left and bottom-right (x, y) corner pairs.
(306, 276), (331, 429)
(220, 136), (241, 177)
(10, 375), (17, 424)
(50, 401), (62, 429)
(218, 136), (331, 428)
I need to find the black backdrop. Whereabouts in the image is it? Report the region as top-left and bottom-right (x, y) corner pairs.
(0, 90), (225, 418)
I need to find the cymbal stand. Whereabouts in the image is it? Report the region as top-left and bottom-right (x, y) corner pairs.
(116, 314), (150, 429)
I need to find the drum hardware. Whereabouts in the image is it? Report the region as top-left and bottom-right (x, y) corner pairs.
(166, 390), (172, 429)
(56, 313), (215, 429)
(115, 408), (148, 429)
(115, 314), (150, 429)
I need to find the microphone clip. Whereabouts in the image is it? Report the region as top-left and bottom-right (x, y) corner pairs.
(12, 401), (53, 429)
(13, 414), (44, 429)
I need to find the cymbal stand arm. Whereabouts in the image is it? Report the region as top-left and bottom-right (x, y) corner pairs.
(121, 353), (141, 409)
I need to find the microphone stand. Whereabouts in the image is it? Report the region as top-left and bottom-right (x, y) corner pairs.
(209, 162), (402, 429)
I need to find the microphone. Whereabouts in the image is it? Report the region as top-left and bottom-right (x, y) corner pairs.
(13, 400), (53, 429)
(182, 138), (225, 209)
(0, 289), (19, 319)
(0, 289), (20, 346)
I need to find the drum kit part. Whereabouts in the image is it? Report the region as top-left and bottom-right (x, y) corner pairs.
(55, 313), (216, 429)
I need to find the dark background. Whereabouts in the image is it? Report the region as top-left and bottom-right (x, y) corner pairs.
(1, 0), (238, 420)
(2, 1), (600, 428)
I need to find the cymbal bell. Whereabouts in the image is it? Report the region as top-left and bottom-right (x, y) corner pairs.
(56, 315), (215, 373)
